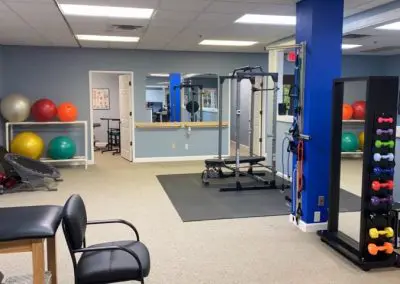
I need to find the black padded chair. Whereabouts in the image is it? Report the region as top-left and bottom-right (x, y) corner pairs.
(62, 195), (151, 284)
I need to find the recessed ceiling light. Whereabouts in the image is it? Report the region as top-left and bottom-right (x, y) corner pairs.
(376, 22), (400, 30)
(149, 73), (170, 77)
(342, 44), (362, 49)
(235, 14), (296, 25)
(59, 4), (154, 19)
(199, 40), (258, 47)
(76, 35), (140, 42)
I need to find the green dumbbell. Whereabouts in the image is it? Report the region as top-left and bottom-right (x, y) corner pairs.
(375, 140), (395, 149)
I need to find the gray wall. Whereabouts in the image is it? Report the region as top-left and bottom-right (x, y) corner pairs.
(92, 72), (120, 143)
(2, 46), (265, 158)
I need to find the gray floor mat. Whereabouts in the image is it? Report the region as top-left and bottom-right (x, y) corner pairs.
(157, 173), (361, 222)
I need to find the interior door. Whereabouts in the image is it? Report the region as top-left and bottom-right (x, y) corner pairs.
(119, 74), (133, 161)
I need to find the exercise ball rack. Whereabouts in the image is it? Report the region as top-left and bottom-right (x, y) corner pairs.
(5, 121), (88, 169)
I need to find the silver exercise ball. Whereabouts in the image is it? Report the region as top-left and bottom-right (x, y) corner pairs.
(0, 93), (31, 122)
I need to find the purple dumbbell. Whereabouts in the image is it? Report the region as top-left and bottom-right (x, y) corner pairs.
(374, 153), (395, 162)
(371, 195), (393, 206)
(373, 167), (394, 176)
(376, 129), (394, 136)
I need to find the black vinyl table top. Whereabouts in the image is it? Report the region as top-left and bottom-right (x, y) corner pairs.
(0, 205), (63, 242)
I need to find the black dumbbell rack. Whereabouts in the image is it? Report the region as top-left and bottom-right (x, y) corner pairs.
(318, 76), (399, 271)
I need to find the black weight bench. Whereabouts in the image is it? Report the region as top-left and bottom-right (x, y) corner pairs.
(204, 156), (265, 167)
(202, 156), (267, 186)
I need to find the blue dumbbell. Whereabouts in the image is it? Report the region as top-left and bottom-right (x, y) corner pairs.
(373, 167), (394, 176)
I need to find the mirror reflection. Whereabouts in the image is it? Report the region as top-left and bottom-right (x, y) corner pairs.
(338, 80), (367, 242)
(145, 73), (219, 123)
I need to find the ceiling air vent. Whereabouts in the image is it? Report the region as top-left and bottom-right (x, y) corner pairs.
(343, 34), (370, 39)
(111, 25), (143, 31)
(361, 46), (400, 53)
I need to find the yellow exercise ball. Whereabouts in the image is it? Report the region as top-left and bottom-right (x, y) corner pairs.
(359, 131), (365, 150)
(11, 132), (44, 160)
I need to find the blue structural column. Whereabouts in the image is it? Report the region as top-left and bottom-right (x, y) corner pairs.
(169, 73), (181, 122)
(296, 0), (344, 224)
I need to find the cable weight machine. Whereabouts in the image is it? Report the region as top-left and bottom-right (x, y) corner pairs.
(202, 66), (280, 192)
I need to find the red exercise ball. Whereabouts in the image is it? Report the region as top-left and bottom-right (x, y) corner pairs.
(31, 99), (57, 122)
(352, 100), (366, 120)
(57, 102), (78, 122)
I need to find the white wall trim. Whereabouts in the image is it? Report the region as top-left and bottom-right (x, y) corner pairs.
(89, 70), (134, 165)
(134, 155), (228, 163)
(289, 215), (327, 232)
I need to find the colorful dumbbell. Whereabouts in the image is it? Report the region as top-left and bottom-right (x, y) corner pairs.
(375, 140), (395, 149)
(369, 227), (394, 239)
(378, 117), (394, 124)
(368, 242), (394, 255)
(371, 195), (393, 206)
(373, 167), (394, 176)
(374, 153), (394, 162)
(371, 180), (394, 191)
(376, 129), (394, 136)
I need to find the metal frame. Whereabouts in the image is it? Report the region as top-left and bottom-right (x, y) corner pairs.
(203, 66), (279, 191)
(318, 76), (399, 271)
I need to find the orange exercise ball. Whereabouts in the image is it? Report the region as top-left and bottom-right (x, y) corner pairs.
(342, 103), (353, 120)
(57, 102), (78, 122)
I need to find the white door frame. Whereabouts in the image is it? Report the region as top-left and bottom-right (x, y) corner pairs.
(88, 70), (135, 164)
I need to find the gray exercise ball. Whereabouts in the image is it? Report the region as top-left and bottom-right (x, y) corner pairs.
(0, 93), (31, 122)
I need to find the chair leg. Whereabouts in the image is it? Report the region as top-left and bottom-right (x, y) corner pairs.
(47, 237), (57, 284)
(32, 239), (45, 284)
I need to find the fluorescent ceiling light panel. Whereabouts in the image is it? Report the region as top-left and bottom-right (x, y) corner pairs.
(76, 35), (140, 42)
(199, 40), (258, 46)
(235, 14), (296, 25)
(59, 4), (153, 19)
(149, 73), (170, 77)
(342, 44), (362, 49)
(376, 22), (400, 30)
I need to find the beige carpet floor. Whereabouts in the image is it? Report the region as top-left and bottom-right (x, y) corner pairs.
(0, 153), (398, 284)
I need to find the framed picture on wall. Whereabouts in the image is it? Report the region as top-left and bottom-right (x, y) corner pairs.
(92, 88), (110, 110)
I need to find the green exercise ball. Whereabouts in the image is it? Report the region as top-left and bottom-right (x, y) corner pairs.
(341, 132), (359, 152)
(47, 136), (76, 160)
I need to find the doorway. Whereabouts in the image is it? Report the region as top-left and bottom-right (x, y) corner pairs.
(89, 71), (134, 164)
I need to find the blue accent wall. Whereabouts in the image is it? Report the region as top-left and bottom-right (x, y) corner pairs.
(2, 46), (267, 159)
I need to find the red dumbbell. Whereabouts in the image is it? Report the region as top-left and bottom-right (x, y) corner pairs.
(377, 117), (394, 124)
(372, 180), (394, 191)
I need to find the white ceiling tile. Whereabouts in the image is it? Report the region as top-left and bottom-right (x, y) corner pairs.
(143, 26), (181, 39)
(193, 13), (239, 28)
(81, 41), (110, 48)
(57, 0), (159, 8)
(206, 1), (294, 15)
(151, 10), (197, 27)
(2, 0), (52, 3)
(159, 0), (211, 12)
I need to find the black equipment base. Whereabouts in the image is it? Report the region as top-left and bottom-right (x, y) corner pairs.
(220, 180), (278, 192)
(318, 230), (399, 271)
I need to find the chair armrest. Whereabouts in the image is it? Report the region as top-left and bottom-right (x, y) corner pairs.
(87, 219), (140, 241)
(74, 246), (143, 281)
